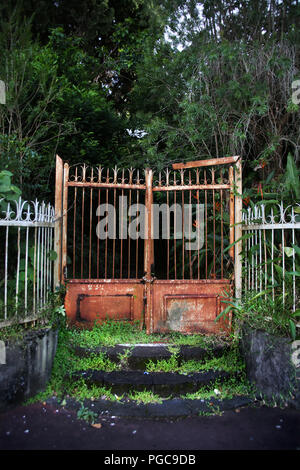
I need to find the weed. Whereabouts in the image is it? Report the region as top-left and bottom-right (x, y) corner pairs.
(144, 346), (245, 374)
(127, 390), (163, 404)
(77, 404), (98, 424)
(146, 355), (179, 373)
(73, 353), (119, 372)
(117, 347), (134, 369)
(183, 375), (255, 401)
(198, 411), (213, 417)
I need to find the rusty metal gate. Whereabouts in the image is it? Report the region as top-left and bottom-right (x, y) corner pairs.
(54, 155), (242, 334)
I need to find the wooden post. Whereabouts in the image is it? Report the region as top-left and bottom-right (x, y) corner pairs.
(144, 168), (154, 334)
(234, 158), (243, 299)
(54, 155), (63, 288)
(229, 165), (235, 261)
(62, 162), (69, 282)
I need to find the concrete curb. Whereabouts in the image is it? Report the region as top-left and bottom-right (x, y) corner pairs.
(71, 369), (240, 396)
(46, 395), (256, 418)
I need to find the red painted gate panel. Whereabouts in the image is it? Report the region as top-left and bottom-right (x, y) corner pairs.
(150, 280), (231, 334)
(65, 280), (144, 325)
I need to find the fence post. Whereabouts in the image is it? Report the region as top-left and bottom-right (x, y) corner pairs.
(61, 162), (69, 281)
(144, 168), (154, 334)
(229, 165), (235, 261)
(54, 155), (63, 288)
(234, 158), (243, 298)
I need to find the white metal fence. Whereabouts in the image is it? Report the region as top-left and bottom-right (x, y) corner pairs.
(0, 197), (55, 325)
(242, 202), (300, 311)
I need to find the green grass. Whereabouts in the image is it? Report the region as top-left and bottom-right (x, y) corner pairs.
(145, 347), (244, 374)
(69, 320), (164, 347)
(146, 355), (179, 373)
(183, 375), (256, 401)
(166, 331), (229, 347)
(67, 319), (230, 348)
(127, 390), (163, 404)
(73, 353), (119, 372)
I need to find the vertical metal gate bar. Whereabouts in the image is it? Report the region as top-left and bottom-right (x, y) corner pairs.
(135, 173), (140, 279)
(282, 222), (285, 306)
(16, 227), (21, 312)
(89, 168), (93, 279)
(220, 171), (224, 279)
(248, 224), (251, 291)
(211, 169), (216, 277)
(213, 190), (216, 277)
(259, 226), (262, 292)
(128, 170), (132, 278)
(196, 168), (200, 280)
(73, 167), (77, 278)
(263, 228), (267, 298)
(44, 224), (47, 304)
(24, 226), (29, 312)
(167, 188), (170, 280)
(292, 207), (296, 311)
(271, 208), (274, 301)
(174, 184), (177, 280)
(255, 226), (258, 291)
(4, 226), (8, 319)
(37, 226), (40, 307)
(105, 186), (108, 280)
(229, 165), (235, 261)
(113, 186), (116, 279)
(105, 169), (109, 279)
(33, 226), (37, 314)
(204, 169), (208, 279)
(62, 162), (69, 280)
(189, 171), (192, 279)
(97, 188), (100, 278)
(81, 187), (85, 278)
(120, 169), (124, 279)
(41, 225), (44, 305)
(144, 168), (153, 333)
(182, 190), (185, 279)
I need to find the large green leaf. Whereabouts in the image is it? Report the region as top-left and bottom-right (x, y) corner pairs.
(285, 153), (300, 200)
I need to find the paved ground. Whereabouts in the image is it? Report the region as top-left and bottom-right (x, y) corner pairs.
(0, 402), (299, 450)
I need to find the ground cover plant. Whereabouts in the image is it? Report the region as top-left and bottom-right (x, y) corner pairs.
(25, 320), (252, 407)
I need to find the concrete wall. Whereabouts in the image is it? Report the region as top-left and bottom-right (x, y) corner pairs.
(0, 327), (58, 410)
(240, 327), (300, 407)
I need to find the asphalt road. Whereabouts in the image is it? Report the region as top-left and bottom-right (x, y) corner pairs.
(0, 402), (299, 451)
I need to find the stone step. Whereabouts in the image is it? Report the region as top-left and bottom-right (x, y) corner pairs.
(73, 343), (230, 370)
(71, 369), (240, 397)
(47, 395), (256, 418)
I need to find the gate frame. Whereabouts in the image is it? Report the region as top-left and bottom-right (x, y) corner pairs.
(54, 155), (242, 333)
